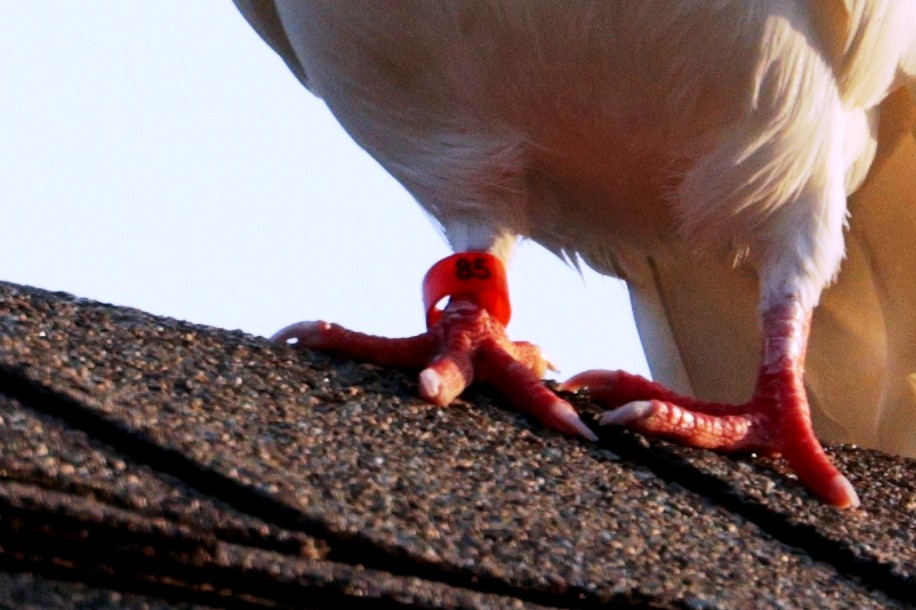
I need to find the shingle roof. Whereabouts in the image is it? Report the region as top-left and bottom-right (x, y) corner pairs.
(0, 281), (913, 609)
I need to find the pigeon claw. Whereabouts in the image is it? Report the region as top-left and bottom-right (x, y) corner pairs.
(561, 369), (860, 508)
(273, 300), (596, 441)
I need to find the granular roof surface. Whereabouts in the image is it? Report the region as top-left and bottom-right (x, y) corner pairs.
(0, 281), (913, 609)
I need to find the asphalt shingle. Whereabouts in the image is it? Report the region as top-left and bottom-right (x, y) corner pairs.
(0, 281), (912, 609)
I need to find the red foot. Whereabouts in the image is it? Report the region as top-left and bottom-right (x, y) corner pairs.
(272, 300), (597, 441)
(561, 300), (860, 509)
(563, 369), (858, 508)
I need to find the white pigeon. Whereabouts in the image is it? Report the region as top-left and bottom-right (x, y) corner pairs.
(234, 1), (916, 509)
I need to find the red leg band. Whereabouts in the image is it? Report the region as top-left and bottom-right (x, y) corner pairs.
(422, 252), (511, 329)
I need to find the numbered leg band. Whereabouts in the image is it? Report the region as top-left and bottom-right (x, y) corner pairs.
(422, 252), (511, 329)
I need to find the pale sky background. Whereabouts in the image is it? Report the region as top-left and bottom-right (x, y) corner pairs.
(0, 2), (649, 380)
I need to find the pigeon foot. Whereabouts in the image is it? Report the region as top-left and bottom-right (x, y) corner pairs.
(562, 367), (859, 508)
(272, 252), (596, 441)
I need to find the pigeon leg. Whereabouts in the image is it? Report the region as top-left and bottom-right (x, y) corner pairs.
(561, 298), (859, 508)
(273, 252), (596, 441)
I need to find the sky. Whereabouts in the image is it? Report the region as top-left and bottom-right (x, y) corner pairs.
(0, 2), (649, 381)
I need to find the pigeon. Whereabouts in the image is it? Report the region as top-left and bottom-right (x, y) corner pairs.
(233, 1), (916, 508)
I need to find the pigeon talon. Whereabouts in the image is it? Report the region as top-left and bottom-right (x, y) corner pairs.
(273, 253), (593, 441)
(573, 300), (860, 508)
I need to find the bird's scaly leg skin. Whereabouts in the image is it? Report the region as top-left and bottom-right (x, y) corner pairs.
(561, 299), (860, 508)
(272, 253), (597, 442)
